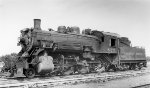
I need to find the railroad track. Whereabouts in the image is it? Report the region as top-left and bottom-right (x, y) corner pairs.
(0, 69), (149, 88)
(132, 84), (150, 88)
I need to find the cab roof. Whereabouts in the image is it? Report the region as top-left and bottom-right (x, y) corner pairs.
(102, 31), (121, 38)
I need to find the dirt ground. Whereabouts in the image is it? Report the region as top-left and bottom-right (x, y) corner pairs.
(53, 62), (150, 88)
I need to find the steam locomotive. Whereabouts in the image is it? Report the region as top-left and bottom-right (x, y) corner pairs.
(10, 19), (146, 78)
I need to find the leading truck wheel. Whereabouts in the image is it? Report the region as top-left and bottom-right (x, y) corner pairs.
(25, 68), (35, 78)
(9, 69), (14, 77)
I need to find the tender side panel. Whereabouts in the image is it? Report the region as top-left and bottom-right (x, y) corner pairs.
(120, 46), (146, 62)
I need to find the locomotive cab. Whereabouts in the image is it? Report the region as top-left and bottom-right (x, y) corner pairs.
(100, 32), (120, 53)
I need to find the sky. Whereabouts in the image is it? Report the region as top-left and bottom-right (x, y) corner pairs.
(0, 0), (150, 56)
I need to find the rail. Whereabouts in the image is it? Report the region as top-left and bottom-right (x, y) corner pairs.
(0, 69), (149, 88)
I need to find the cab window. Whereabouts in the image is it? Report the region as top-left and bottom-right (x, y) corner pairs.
(110, 38), (116, 47)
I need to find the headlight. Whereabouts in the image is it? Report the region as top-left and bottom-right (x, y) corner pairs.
(0, 61), (5, 68)
(17, 37), (21, 46)
(18, 37), (21, 42)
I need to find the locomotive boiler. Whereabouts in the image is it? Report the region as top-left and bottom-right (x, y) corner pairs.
(9, 19), (146, 78)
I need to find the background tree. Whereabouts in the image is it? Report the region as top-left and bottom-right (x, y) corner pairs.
(0, 53), (17, 70)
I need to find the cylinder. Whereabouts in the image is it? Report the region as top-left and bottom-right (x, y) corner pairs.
(34, 19), (41, 30)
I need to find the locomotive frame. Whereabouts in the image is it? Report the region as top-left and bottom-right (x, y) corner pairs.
(8, 19), (146, 78)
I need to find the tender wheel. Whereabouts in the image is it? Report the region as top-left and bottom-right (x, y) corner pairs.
(25, 68), (35, 78)
(129, 64), (136, 70)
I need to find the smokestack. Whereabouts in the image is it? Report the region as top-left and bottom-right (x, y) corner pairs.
(34, 19), (41, 30)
